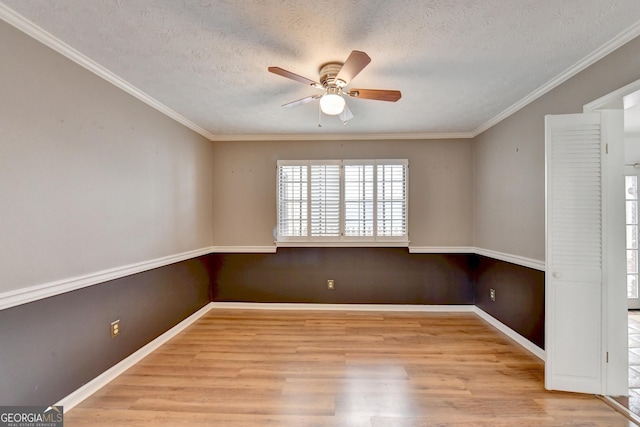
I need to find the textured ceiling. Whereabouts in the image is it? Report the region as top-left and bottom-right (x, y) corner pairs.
(2, 0), (640, 140)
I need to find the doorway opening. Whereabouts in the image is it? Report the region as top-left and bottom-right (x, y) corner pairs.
(585, 85), (640, 416)
(621, 91), (640, 417)
(577, 81), (640, 414)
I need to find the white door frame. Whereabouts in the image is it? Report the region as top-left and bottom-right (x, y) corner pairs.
(582, 79), (640, 396)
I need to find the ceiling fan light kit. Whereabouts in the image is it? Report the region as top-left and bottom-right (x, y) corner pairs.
(319, 90), (345, 115)
(269, 50), (401, 125)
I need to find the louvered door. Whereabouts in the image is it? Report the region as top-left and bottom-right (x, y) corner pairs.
(545, 112), (603, 393)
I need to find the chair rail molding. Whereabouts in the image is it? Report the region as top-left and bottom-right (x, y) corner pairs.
(409, 246), (545, 271)
(0, 247), (215, 311)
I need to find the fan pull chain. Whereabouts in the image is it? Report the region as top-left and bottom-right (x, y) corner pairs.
(318, 102), (322, 127)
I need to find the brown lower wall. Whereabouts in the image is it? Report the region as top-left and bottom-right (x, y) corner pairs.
(1, 250), (545, 406)
(473, 255), (545, 349)
(0, 257), (210, 406)
(211, 249), (545, 349)
(210, 247), (474, 304)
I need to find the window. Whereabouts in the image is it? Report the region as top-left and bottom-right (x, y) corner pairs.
(277, 159), (408, 245)
(626, 175), (639, 299)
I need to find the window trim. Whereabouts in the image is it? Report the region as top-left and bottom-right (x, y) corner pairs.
(276, 159), (409, 247)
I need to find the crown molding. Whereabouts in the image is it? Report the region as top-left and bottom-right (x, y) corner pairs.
(472, 20), (640, 137)
(210, 132), (475, 142)
(0, 3), (474, 143)
(0, 3), (217, 142)
(214, 18), (640, 142)
(3, 3), (639, 143)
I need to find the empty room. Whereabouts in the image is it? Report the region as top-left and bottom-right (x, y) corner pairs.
(2, 1), (640, 426)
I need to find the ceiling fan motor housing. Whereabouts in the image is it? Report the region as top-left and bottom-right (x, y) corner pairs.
(268, 50), (401, 123)
(319, 62), (346, 88)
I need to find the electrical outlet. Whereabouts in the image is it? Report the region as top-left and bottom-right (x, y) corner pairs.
(327, 279), (335, 290)
(110, 319), (120, 338)
(490, 288), (496, 301)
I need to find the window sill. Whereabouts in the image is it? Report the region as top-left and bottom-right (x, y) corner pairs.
(275, 241), (410, 248)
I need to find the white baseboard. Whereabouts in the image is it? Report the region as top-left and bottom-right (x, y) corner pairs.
(210, 302), (474, 312)
(212, 302), (545, 361)
(57, 302), (544, 411)
(408, 246), (474, 254)
(55, 302), (214, 411)
(473, 306), (546, 361)
(600, 395), (640, 425)
(208, 246), (277, 253)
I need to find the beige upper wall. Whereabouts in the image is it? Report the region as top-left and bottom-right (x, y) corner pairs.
(473, 35), (640, 262)
(211, 138), (473, 247)
(219, 36), (640, 256)
(0, 21), (213, 293)
(7, 9), (637, 294)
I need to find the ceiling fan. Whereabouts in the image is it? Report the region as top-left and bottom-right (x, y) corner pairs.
(268, 50), (401, 125)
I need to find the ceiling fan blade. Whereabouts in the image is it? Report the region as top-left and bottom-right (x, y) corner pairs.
(336, 50), (371, 84)
(282, 95), (321, 108)
(347, 89), (402, 102)
(268, 66), (321, 87)
(339, 103), (354, 123)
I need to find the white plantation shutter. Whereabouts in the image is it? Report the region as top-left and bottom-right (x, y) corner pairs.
(310, 163), (341, 237)
(344, 163), (374, 237)
(277, 160), (408, 244)
(545, 113), (603, 394)
(277, 164), (308, 237)
(377, 162), (408, 237)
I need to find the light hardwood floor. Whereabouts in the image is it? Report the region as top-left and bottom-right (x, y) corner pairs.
(66, 309), (635, 426)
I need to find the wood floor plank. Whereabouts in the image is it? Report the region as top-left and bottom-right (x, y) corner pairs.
(64, 309), (634, 426)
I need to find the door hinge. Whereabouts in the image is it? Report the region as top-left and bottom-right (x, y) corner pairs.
(606, 143), (609, 154)
(606, 351), (609, 363)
